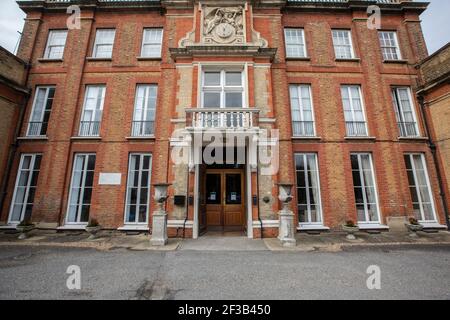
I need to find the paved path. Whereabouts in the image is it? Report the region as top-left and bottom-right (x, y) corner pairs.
(0, 244), (449, 300)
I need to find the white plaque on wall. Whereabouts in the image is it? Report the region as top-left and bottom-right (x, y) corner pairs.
(99, 173), (122, 185)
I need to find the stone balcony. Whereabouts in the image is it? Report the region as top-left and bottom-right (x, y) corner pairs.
(185, 108), (260, 131)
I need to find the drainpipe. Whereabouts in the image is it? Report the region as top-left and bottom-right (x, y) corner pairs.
(256, 144), (263, 239)
(182, 165), (189, 239)
(0, 62), (32, 220)
(417, 95), (450, 230)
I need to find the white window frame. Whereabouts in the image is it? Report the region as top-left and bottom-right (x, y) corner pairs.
(92, 29), (116, 59)
(65, 153), (96, 225)
(201, 69), (246, 109)
(378, 31), (402, 61)
(284, 28), (307, 58)
(8, 154), (42, 224)
(132, 84), (158, 137)
(123, 153), (152, 226)
(341, 85), (368, 137)
(289, 84), (316, 137)
(332, 29), (355, 59)
(295, 153), (324, 227)
(405, 153), (438, 223)
(351, 153), (382, 224)
(392, 87), (420, 137)
(27, 86), (55, 137)
(140, 28), (163, 58)
(79, 85), (106, 137)
(43, 30), (68, 60)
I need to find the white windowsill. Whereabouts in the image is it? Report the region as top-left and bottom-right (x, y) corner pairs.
(137, 56), (162, 61)
(70, 136), (102, 140)
(125, 135), (155, 140)
(358, 223), (389, 230)
(398, 136), (429, 141)
(17, 136), (48, 140)
(117, 225), (149, 231)
(297, 224), (330, 231)
(344, 136), (376, 140)
(292, 136), (322, 140)
(420, 222), (447, 229)
(0, 224), (18, 229)
(57, 224), (88, 230)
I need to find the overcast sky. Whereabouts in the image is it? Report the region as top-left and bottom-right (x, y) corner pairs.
(0, 0), (449, 55)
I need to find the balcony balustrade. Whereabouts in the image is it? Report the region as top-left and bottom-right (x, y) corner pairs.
(186, 108), (260, 130)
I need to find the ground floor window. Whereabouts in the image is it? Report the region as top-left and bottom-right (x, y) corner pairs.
(124, 154), (152, 224)
(351, 153), (380, 223)
(295, 153), (323, 225)
(404, 154), (437, 222)
(8, 154), (42, 223)
(66, 154), (96, 224)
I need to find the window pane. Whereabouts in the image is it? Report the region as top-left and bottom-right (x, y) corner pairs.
(225, 92), (242, 108)
(204, 72), (221, 86)
(226, 72), (242, 86)
(203, 92), (221, 108)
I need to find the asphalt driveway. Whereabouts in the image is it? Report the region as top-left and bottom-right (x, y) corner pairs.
(0, 244), (449, 300)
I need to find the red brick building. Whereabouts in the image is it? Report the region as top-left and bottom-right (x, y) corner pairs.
(0, 0), (448, 238)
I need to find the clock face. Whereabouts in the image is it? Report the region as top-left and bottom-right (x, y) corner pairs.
(216, 23), (235, 38)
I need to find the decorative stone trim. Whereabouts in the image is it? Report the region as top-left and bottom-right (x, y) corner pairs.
(170, 46), (277, 60)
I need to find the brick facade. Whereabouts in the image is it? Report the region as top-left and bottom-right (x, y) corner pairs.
(0, 0), (448, 236)
(0, 47), (29, 218)
(417, 43), (450, 225)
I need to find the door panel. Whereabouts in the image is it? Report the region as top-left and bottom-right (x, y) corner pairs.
(205, 170), (245, 231)
(206, 173), (222, 227)
(199, 164), (207, 233)
(224, 173), (244, 228)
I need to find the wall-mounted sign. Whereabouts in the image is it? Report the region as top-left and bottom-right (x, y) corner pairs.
(99, 173), (122, 185)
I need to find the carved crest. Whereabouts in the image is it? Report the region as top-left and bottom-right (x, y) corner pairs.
(202, 6), (245, 44)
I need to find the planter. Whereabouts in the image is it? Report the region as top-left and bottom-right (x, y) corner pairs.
(85, 226), (101, 240)
(405, 223), (423, 237)
(342, 225), (359, 240)
(16, 225), (35, 240)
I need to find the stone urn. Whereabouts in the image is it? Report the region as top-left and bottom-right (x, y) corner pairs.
(151, 183), (171, 246)
(85, 225), (101, 240)
(154, 183), (171, 210)
(277, 183), (296, 247)
(16, 224), (35, 240)
(405, 223), (424, 238)
(342, 223), (359, 240)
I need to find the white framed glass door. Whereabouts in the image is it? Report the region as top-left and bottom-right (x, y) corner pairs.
(351, 153), (381, 224)
(8, 154), (42, 224)
(404, 154), (437, 222)
(295, 153), (323, 226)
(66, 154), (96, 224)
(124, 154), (152, 225)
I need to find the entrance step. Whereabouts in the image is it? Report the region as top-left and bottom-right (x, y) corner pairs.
(180, 235), (267, 251)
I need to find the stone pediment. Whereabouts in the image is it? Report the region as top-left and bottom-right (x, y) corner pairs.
(175, 2), (271, 59)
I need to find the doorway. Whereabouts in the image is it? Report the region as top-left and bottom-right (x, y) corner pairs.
(202, 169), (245, 234)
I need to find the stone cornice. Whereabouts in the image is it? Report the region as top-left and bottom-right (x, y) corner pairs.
(169, 45), (277, 61)
(285, 0), (429, 14)
(17, 0), (429, 13)
(18, 0), (162, 14)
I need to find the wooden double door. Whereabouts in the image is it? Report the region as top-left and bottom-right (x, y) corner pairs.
(203, 169), (245, 231)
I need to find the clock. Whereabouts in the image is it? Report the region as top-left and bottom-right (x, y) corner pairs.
(216, 23), (235, 39)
